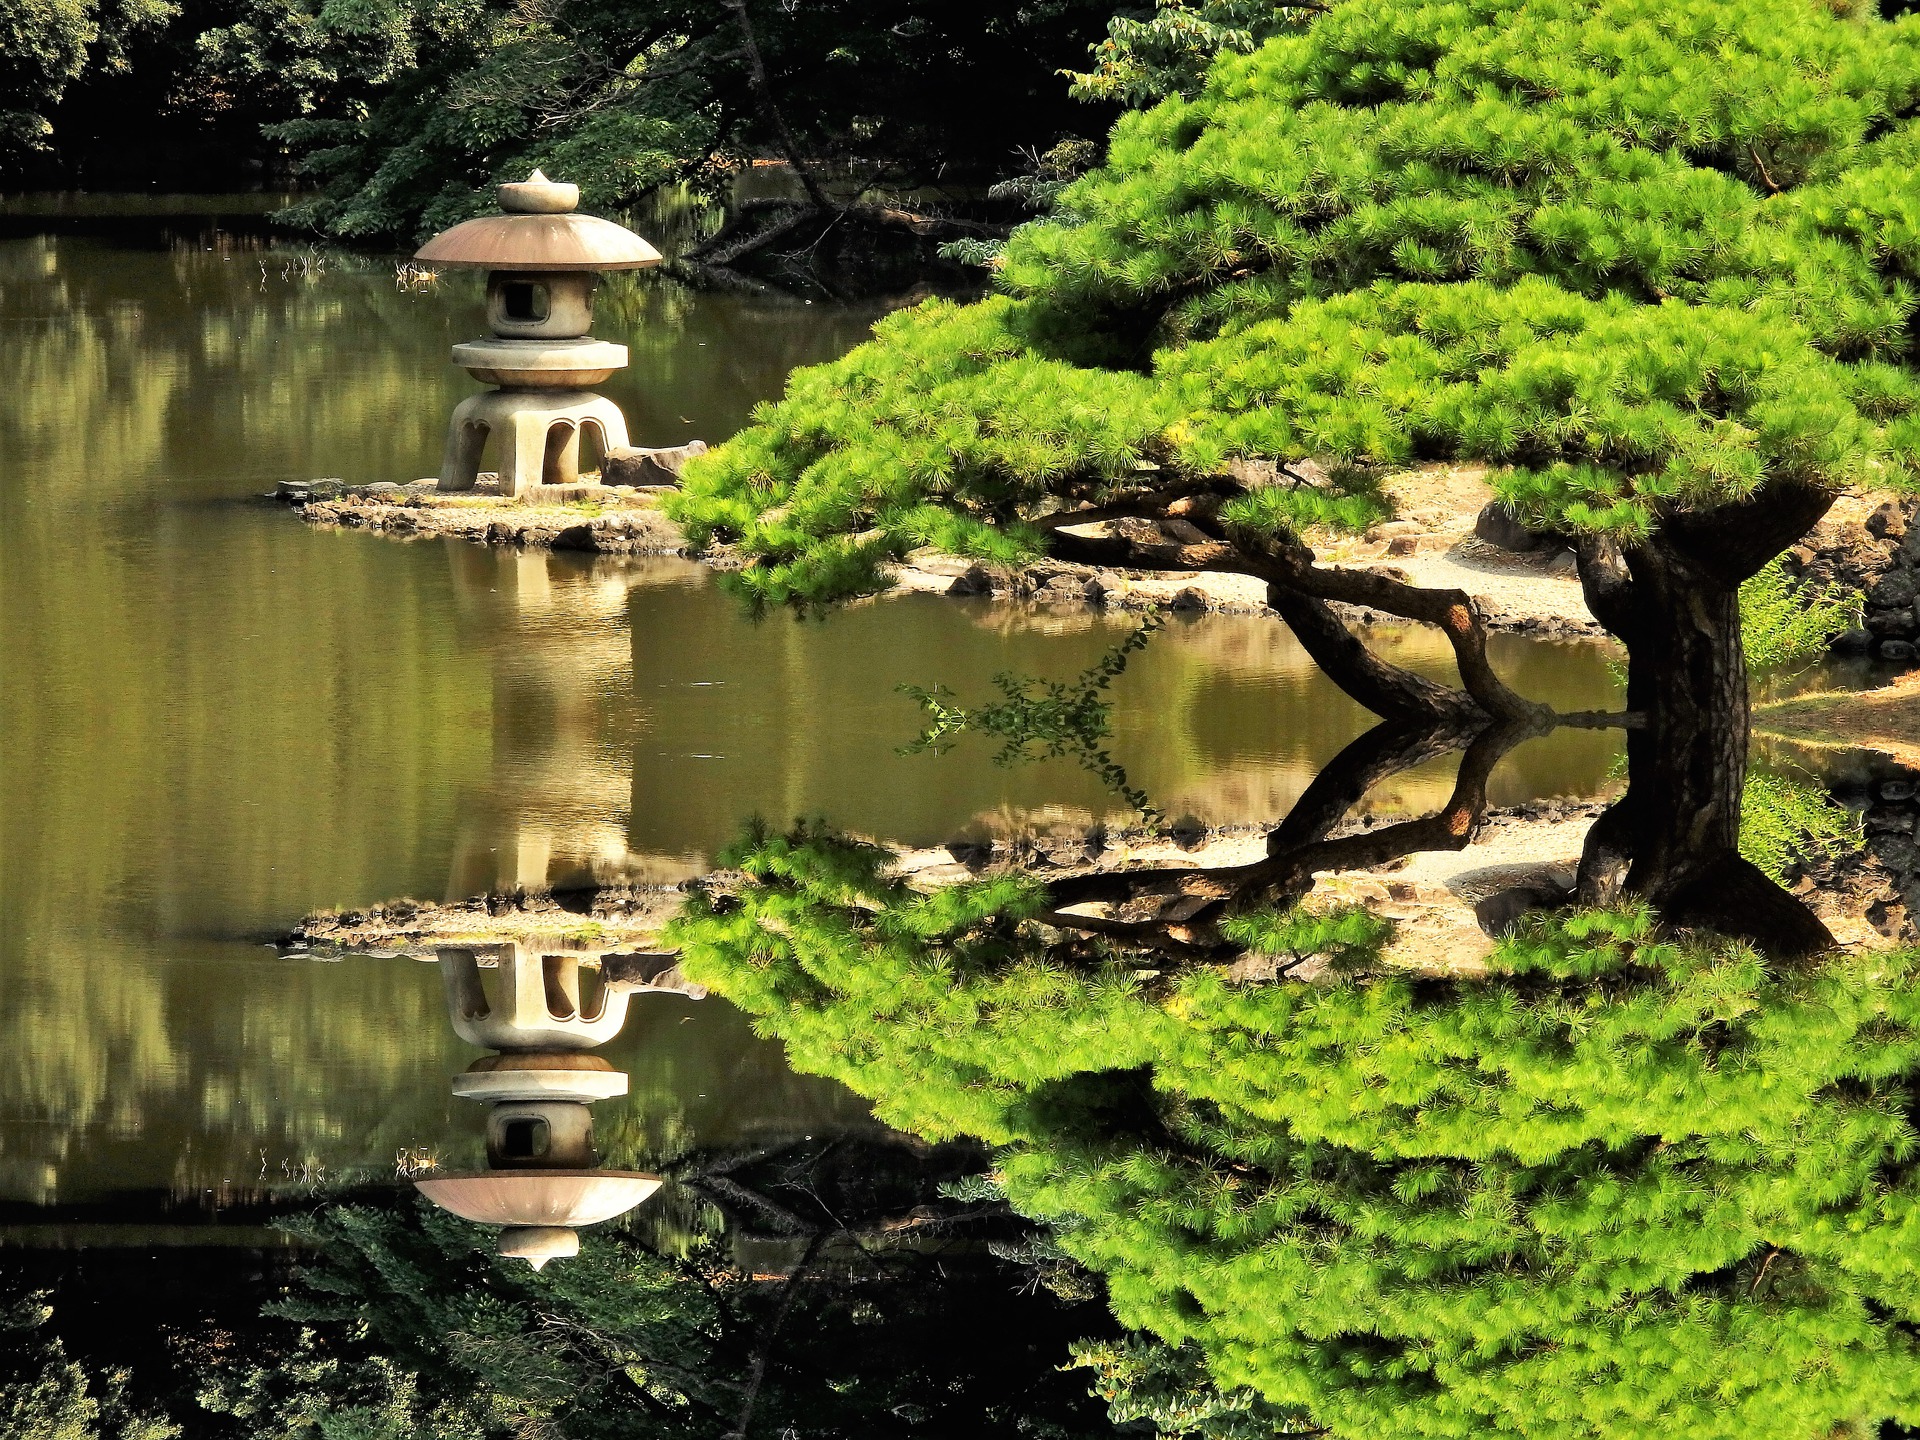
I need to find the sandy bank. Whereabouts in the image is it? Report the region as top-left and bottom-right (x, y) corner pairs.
(1758, 673), (1920, 768)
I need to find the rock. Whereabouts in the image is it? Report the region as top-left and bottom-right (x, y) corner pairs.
(1369, 519), (1423, 540)
(602, 951), (708, 998)
(1882, 781), (1915, 803)
(1167, 493), (1224, 523)
(308, 479), (345, 500)
(1869, 502), (1909, 541)
(1387, 535), (1420, 556)
(1870, 900), (1911, 936)
(1473, 883), (1573, 936)
(1867, 608), (1919, 637)
(904, 554), (982, 578)
(1880, 837), (1920, 873)
(1881, 640), (1916, 662)
(1112, 517), (1164, 546)
(362, 481), (402, 496)
(1283, 954), (1336, 984)
(602, 441), (708, 487)
(1473, 501), (1560, 553)
(1870, 570), (1919, 610)
(1546, 550), (1580, 576)
(1158, 516), (1211, 545)
(947, 565), (994, 596)
(1834, 627), (1876, 655)
(1168, 586), (1208, 611)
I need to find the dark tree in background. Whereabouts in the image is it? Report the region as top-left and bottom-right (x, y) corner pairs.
(8, 0), (1131, 236)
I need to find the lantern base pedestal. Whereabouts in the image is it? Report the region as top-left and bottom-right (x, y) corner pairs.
(439, 389), (631, 500)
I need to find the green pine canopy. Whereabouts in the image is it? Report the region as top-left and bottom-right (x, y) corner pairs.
(669, 0), (1920, 614)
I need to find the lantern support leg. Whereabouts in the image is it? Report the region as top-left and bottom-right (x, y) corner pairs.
(436, 389), (635, 499)
(439, 399), (491, 492)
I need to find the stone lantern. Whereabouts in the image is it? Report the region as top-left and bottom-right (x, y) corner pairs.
(415, 942), (698, 1268)
(415, 171), (661, 499)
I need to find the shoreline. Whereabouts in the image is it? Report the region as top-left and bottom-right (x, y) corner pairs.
(277, 466), (1610, 641)
(282, 802), (1613, 960)
(1757, 673), (1920, 769)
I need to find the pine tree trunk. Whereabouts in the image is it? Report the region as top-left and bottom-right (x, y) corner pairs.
(1575, 485), (1838, 958)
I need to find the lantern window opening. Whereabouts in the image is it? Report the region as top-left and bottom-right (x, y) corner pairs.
(501, 1117), (551, 1160)
(504, 281), (549, 323)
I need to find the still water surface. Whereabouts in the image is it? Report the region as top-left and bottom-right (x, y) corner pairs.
(0, 206), (1624, 1208)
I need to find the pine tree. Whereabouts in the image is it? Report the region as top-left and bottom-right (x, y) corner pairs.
(671, 0), (1920, 733)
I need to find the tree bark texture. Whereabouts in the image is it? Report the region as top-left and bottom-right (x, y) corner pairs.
(1575, 483), (1839, 958)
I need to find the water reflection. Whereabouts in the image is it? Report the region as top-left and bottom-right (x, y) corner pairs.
(153, 716), (1911, 1440)
(664, 725), (1920, 1440)
(436, 543), (1626, 894)
(415, 942), (709, 1266)
(0, 225), (1625, 1208)
(9, 669), (1915, 1433)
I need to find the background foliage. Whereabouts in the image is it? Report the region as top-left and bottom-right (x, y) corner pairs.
(13, 0), (1126, 240)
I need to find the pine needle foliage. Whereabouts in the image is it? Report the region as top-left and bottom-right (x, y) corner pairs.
(670, 0), (1920, 608)
(1740, 770), (1867, 884)
(1740, 554), (1866, 671)
(670, 829), (1920, 1440)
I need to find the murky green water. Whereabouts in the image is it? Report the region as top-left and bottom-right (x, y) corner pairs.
(0, 206), (1624, 1209)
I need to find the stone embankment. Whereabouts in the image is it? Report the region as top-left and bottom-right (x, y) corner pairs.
(286, 883), (687, 957)
(284, 802), (1616, 975)
(286, 778), (1916, 981)
(1782, 495), (1920, 664)
(1776, 757), (1920, 945)
(281, 461), (1603, 637)
(281, 477), (688, 553)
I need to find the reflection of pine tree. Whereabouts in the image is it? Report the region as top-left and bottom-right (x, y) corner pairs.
(673, 825), (1920, 1440)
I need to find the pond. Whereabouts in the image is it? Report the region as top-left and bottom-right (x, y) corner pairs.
(0, 204), (1627, 1213)
(15, 200), (1915, 1440)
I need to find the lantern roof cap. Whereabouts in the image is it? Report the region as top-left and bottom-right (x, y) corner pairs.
(414, 1170), (663, 1226)
(414, 172), (661, 271)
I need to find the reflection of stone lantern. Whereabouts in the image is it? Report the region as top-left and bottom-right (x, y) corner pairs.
(416, 942), (696, 1268)
(415, 171), (661, 499)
